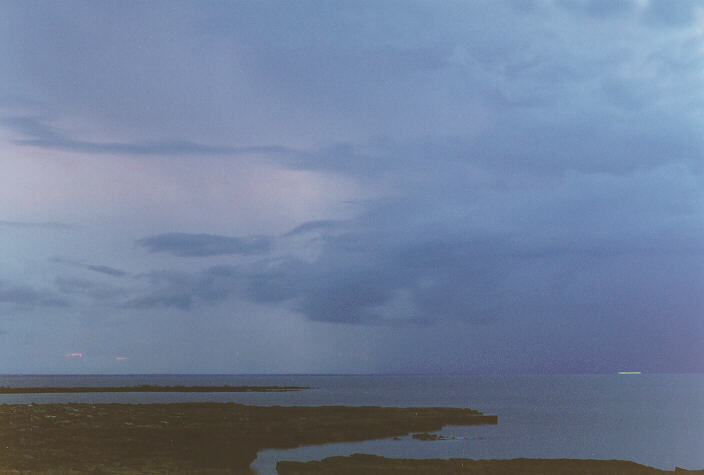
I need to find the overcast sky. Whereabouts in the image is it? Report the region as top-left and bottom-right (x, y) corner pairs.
(1, 0), (702, 374)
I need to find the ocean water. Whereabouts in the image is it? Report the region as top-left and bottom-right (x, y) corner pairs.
(1, 374), (702, 474)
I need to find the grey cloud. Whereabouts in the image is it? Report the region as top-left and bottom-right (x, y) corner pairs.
(55, 277), (94, 294)
(0, 280), (69, 307)
(123, 261), (307, 312)
(0, 1), (566, 145)
(122, 150), (704, 326)
(125, 267), (240, 309)
(4, 1), (701, 173)
(50, 257), (128, 278)
(239, 238), (534, 324)
(557, 0), (635, 18)
(85, 265), (127, 277)
(138, 233), (272, 257)
(600, 79), (650, 110)
(54, 276), (127, 301)
(292, 269), (407, 325)
(283, 220), (341, 237)
(0, 94), (41, 109)
(126, 293), (193, 310)
(117, 99), (704, 324)
(287, 115), (702, 179)
(1, 116), (64, 142)
(1, 116), (292, 157)
(643, 0), (700, 28)
(532, 0), (696, 26)
(243, 259), (312, 305)
(124, 271), (196, 310)
(213, 159), (704, 325)
(506, 0), (541, 14)
(0, 220), (74, 230)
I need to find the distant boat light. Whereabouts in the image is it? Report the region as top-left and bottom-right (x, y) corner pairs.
(617, 371), (641, 374)
(65, 352), (83, 357)
(115, 356), (129, 361)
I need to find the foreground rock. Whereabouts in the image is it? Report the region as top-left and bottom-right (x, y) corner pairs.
(276, 454), (704, 474)
(0, 403), (495, 472)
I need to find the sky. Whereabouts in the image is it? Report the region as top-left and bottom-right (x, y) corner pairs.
(1, 0), (703, 374)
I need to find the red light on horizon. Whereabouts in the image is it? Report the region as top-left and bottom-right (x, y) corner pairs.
(65, 352), (83, 357)
(115, 356), (128, 361)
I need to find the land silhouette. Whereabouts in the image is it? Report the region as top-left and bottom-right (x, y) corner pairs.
(0, 384), (308, 394)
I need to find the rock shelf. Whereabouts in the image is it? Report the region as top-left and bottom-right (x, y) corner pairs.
(0, 402), (496, 472)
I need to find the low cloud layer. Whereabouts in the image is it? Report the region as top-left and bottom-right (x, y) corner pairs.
(50, 258), (128, 278)
(0, 220), (74, 229)
(138, 233), (272, 257)
(1, 116), (292, 157)
(0, 280), (69, 308)
(84, 265), (127, 278)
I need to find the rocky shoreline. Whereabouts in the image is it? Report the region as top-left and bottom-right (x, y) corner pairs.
(0, 402), (496, 472)
(3, 402), (698, 474)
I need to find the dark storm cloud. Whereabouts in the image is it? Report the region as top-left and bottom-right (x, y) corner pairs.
(128, 149), (703, 325)
(0, 280), (69, 307)
(246, 211), (702, 326)
(138, 233), (272, 257)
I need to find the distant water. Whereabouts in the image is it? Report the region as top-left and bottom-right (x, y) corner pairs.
(1, 374), (702, 474)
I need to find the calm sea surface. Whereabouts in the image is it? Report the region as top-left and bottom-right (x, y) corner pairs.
(1, 374), (702, 474)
